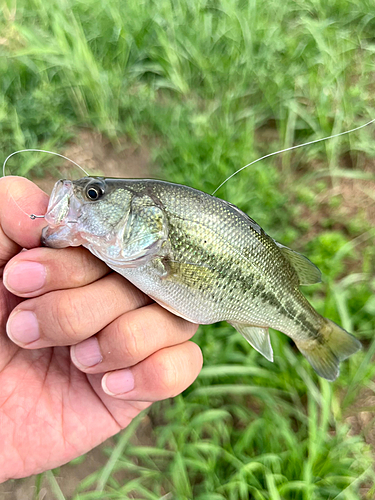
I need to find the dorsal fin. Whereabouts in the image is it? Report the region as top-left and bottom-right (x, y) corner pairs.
(222, 200), (263, 235)
(274, 242), (321, 285)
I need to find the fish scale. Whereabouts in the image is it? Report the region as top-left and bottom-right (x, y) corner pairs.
(42, 177), (362, 381)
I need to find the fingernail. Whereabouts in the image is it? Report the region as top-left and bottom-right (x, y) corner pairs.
(7, 311), (40, 345)
(4, 262), (47, 294)
(102, 369), (135, 396)
(71, 337), (103, 369)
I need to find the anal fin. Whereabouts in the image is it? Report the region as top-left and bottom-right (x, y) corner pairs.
(230, 322), (273, 362)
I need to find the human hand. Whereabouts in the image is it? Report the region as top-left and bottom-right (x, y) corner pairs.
(0, 176), (202, 483)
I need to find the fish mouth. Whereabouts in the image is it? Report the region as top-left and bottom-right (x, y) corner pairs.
(44, 179), (74, 226)
(42, 179), (84, 248)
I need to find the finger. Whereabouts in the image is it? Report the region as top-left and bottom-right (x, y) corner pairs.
(6, 273), (151, 347)
(0, 280), (23, 370)
(0, 176), (49, 265)
(101, 341), (203, 402)
(3, 247), (110, 297)
(70, 303), (199, 372)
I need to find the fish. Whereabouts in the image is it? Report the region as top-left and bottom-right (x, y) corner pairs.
(42, 177), (361, 381)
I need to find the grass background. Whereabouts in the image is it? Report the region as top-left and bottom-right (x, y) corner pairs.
(1, 0), (375, 498)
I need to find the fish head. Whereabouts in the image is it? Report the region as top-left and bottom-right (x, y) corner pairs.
(42, 177), (133, 259)
(42, 177), (168, 268)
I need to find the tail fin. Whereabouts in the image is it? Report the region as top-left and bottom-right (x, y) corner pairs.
(295, 319), (362, 381)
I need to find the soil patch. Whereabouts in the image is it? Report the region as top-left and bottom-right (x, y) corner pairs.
(346, 388), (375, 448)
(33, 130), (152, 195)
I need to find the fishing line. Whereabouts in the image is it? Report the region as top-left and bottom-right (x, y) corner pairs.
(4, 119), (375, 219)
(212, 118), (375, 195)
(2, 148), (90, 178)
(7, 190), (46, 221)
(2, 148), (90, 220)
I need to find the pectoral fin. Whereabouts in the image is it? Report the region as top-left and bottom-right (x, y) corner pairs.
(230, 322), (273, 362)
(163, 260), (215, 289)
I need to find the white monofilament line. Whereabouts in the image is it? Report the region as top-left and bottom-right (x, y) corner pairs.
(2, 148), (90, 178)
(2, 148), (90, 220)
(2, 119), (375, 218)
(212, 118), (375, 196)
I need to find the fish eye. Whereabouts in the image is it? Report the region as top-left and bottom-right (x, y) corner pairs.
(85, 184), (104, 201)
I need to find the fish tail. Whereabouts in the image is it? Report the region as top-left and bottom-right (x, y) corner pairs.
(295, 319), (362, 381)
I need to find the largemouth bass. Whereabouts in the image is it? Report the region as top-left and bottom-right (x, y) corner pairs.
(42, 177), (361, 380)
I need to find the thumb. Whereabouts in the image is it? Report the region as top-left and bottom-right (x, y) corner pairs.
(0, 176), (49, 267)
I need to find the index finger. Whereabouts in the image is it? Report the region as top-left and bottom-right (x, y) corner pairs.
(0, 176), (49, 266)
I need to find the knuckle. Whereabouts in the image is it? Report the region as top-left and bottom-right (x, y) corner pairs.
(66, 255), (88, 288)
(120, 317), (147, 362)
(65, 248), (104, 288)
(53, 293), (83, 339)
(156, 351), (180, 397)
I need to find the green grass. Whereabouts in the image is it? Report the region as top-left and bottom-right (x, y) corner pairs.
(2, 0), (375, 498)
